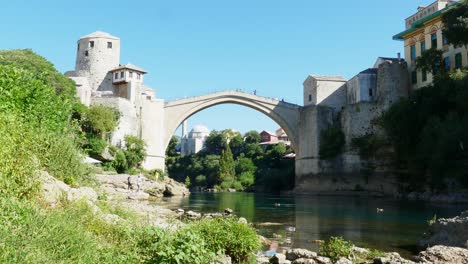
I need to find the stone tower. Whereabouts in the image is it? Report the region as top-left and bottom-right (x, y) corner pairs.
(74, 31), (120, 92)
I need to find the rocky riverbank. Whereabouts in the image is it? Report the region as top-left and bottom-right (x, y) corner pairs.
(40, 172), (468, 263)
(41, 171), (189, 229)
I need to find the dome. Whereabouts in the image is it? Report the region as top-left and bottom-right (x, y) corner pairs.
(190, 125), (210, 134)
(80, 31), (119, 40)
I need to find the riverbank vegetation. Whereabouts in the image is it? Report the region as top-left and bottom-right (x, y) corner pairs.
(0, 49), (262, 263)
(166, 129), (296, 192)
(381, 2), (468, 192)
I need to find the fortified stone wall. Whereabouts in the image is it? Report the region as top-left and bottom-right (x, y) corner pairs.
(140, 98), (166, 170)
(75, 34), (120, 93)
(295, 61), (409, 195)
(91, 97), (139, 147)
(295, 105), (333, 184)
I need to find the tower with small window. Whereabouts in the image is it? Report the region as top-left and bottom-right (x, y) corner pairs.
(74, 31), (121, 92)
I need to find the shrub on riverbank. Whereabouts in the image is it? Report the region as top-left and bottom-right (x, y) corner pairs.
(191, 217), (261, 263)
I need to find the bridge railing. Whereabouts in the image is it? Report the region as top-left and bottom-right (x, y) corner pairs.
(166, 89), (301, 107)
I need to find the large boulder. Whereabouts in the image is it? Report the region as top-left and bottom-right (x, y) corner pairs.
(41, 171), (71, 206)
(68, 187), (98, 203)
(285, 249), (317, 261)
(163, 179), (189, 197)
(416, 245), (468, 264)
(419, 210), (468, 249)
(373, 252), (415, 264)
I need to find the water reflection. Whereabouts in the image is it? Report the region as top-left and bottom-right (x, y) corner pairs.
(154, 193), (467, 256)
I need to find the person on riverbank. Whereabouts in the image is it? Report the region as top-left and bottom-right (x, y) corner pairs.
(127, 175), (133, 191)
(137, 173), (143, 192)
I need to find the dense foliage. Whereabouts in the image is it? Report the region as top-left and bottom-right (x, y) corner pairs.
(319, 236), (353, 262)
(166, 129), (295, 192)
(381, 70), (468, 190)
(0, 51), (91, 190)
(442, 0), (468, 48)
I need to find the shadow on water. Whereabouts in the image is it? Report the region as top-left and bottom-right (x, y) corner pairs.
(154, 192), (468, 258)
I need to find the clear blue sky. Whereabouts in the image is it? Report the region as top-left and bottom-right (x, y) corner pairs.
(0, 0), (430, 135)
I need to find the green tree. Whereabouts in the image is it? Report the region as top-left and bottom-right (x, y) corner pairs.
(166, 136), (179, 157)
(415, 48), (445, 76)
(204, 130), (227, 154)
(442, 0), (468, 48)
(218, 144), (235, 182)
(0, 49), (77, 98)
(243, 130), (260, 144)
(82, 105), (119, 139)
(123, 135), (146, 169)
(185, 176), (191, 187)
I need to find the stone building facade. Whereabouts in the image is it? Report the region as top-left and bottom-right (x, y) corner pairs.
(67, 31), (166, 169)
(393, 0), (467, 89)
(180, 125), (210, 156)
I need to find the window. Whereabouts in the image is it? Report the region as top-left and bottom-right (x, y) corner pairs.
(77, 43), (80, 51)
(137, 73), (141, 80)
(107, 42), (112, 48)
(422, 70), (427, 82)
(84, 50), (88, 56)
(420, 41), (426, 54)
(120, 71), (124, 78)
(369, 88), (373, 97)
(455, 53), (462, 69)
(410, 45), (416, 60)
(114, 72), (118, 79)
(89, 41), (94, 48)
(444, 57), (451, 71)
(411, 71), (417, 84)
(431, 33), (437, 49)
(308, 94), (312, 102)
(129, 71), (133, 78)
(443, 34), (449, 46)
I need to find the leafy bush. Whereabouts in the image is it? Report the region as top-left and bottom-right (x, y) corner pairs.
(319, 126), (345, 159)
(40, 133), (92, 186)
(195, 175), (207, 185)
(190, 217), (261, 263)
(0, 198), (140, 263)
(123, 135), (146, 169)
(381, 72), (468, 190)
(81, 105), (119, 139)
(0, 114), (41, 199)
(138, 226), (216, 264)
(319, 236), (353, 261)
(112, 150), (128, 173)
(85, 136), (108, 158)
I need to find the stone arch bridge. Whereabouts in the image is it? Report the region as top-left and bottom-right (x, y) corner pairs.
(141, 90), (333, 181)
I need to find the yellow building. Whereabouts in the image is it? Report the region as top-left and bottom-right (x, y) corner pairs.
(393, 0), (467, 89)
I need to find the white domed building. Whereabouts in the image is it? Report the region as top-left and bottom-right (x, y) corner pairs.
(180, 125), (210, 156)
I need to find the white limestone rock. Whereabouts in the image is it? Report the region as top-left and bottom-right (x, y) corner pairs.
(292, 258), (317, 264)
(270, 253), (287, 264)
(373, 252), (415, 264)
(416, 245), (468, 264)
(286, 248), (317, 260)
(313, 256), (331, 264)
(419, 210), (468, 249)
(41, 171), (71, 206)
(334, 257), (352, 264)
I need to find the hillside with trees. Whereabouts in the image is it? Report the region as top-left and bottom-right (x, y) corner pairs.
(166, 129), (296, 192)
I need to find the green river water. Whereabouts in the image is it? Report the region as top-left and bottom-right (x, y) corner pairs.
(155, 192), (467, 257)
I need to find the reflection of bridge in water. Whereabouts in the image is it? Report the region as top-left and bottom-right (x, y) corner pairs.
(142, 90), (334, 182)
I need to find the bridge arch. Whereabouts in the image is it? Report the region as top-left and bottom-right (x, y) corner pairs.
(163, 91), (301, 153)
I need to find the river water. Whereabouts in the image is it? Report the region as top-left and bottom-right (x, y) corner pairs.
(154, 192), (467, 256)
